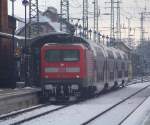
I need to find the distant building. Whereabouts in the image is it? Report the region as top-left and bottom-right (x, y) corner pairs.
(114, 41), (133, 79)
(16, 6), (75, 39)
(136, 41), (150, 75)
(114, 41), (132, 57)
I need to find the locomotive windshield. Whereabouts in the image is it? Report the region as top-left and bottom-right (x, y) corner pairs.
(45, 50), (80, 62)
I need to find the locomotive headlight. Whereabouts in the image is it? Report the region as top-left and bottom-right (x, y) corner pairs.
(76, 75), (80, 78)
(71, 84), (79, 90)
(45, 75), (49, 79)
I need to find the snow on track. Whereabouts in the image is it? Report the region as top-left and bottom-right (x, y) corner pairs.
(18, 82), (150, 125)
(88, 86), (150, 125)
(122, 96), (150, 125)
(0, 105), (63, 125)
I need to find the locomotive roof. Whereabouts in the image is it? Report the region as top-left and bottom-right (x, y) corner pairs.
(30, 32), (127, 60)
(30, 32), (90, 49)
(85, 40), (127, 60)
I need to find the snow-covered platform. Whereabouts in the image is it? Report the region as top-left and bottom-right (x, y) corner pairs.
(122, 96), (150, 125)
(0, 87), (40, 115)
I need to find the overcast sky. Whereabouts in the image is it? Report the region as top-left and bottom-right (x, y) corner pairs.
(8, 0), (150, 43)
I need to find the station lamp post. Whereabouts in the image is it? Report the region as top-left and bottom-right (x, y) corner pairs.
(22, 0), (29, 85)
(102, 35), (105, 45)
(75, 23), (78, 36)
(106, 35), (109, 46)
(94, 31), (97, 42)
(78, 24), (82, 37)
(98, 32), (101, 44)
(22, 0), (29, 51)
(89, 29), (92, 40)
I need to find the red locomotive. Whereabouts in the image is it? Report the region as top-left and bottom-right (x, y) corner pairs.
(33, 33), (129, 101)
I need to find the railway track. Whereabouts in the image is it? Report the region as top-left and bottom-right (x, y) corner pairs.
(0, 104), (50, 120)
(0, 79), (148, 125)
(8, 105), (70, 125)
(15, 82), (149, 125)
(0, 104), (72, 125)
(117, 97), (148, 125)
(0, 100), (82, 125)
(81, 84), (150, 125)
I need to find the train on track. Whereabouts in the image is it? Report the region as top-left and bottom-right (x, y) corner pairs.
(30, 33), (129, 101)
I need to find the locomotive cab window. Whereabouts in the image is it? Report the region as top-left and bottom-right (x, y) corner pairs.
(45, 50), (80, 62)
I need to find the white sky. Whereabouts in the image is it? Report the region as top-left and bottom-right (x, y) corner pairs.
(8, 0), (150, 42)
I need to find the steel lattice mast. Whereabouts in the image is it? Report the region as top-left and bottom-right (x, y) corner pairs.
(110, 0), (115, 44)
(83, 0), (88, 38)
(60, 0), (69, 32)
(116, 0), (121, 42)
(29, 0), (39, 38)
(93, 0), (99, 42)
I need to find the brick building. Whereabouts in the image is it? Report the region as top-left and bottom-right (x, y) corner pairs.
(0, 0), (17, 87)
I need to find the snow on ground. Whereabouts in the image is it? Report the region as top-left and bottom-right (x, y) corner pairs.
(1, 82), (150, 125)
(88, 87), (150, 125)
(0, 104), (43, 118)
(122, 97), (150, 125)
(0, 105), (63, 125)
(18, 82), (150, 125)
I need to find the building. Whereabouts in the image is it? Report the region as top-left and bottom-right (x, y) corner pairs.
(0, 0), (17, 87)
(16, 7), (75, 39)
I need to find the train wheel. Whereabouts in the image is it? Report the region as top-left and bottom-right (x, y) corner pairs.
(80, 88), (89, 99)
(121, 80), (125, 87)
(69, 96), (77, 102)
(88, 86), (96, 97)
(112, 81), (119, 89)
(39, 93), (49, 103)
(103, 83), (109, 92)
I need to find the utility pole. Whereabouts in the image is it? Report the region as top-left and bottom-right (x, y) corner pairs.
(60, 0), (69, 32)
(83, 0), (88, 38)
(110, 0), (115, 45)
(127, 17), (131, 47)
(139, 0), (150, 45)
(140, 12), (144, 44)
(116, 0), (121, 42)
(93, 0), (99, 42)
(29, 0), (39, 38)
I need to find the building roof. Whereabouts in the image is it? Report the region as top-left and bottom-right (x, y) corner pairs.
(114, 41), (132, 54)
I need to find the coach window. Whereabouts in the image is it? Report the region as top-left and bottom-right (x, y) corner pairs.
(121, 62), (125, 69)
(97, 48), (104, 57)
(124, 54), (128, 60)
(116, 52), (121, 60)
(107, 50), (114, 59)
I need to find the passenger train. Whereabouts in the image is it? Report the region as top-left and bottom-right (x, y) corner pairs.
(30, 33), (129, 101)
